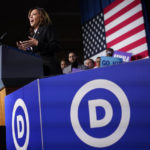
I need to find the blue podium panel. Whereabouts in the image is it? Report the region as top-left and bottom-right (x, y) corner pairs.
(5, 80), (42, 150)
(39, 58), (150, 150)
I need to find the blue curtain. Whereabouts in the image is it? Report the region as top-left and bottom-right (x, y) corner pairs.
(141, 0), (150, 56)
(80, 0), (150, 56)
(80, 0), (115, 24)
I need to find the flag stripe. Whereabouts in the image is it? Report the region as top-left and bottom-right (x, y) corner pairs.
(128, 43), (148, 55)
(110, 30), (146, 50)
(106, 16), (144, 42)
(105, 4), (142, 32)
(104, 0), (133, 19)
(105, 0), (141, 25)
(118, 37), (147, 52)
(132, 50), (149, 59)
(105, 10), (143, 37)
(107, 24), (145, 47)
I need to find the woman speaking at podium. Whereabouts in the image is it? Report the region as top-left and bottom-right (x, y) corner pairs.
(16, 7), (62, 76)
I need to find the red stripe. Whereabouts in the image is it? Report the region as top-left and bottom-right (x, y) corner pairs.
(118, 37), (147, 52)
(105, 11), (143, 37)
(131, 50), (149, 60)
(136, 50), (149, 57)
(107, 24), (145, 47)
(104, 0), (124, 14)
(104, 0), (141, 25)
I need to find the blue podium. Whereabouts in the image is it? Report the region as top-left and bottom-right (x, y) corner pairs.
(5, 58), (150, 150)
(0, 45), (43, 150)
(0, 44), (43, 125)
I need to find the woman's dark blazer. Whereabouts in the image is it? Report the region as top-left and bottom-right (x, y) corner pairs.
(32, 25), (62, 76)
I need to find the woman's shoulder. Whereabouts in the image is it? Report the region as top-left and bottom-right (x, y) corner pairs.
(40, 24), (53, 30)
(38, 25), (54, 34)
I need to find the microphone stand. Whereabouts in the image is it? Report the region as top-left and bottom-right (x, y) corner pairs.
(0, 32), (7, 45)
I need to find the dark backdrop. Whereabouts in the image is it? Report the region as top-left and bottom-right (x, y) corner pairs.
(0, 0), (84, 62)
(1, 0), (150, 62)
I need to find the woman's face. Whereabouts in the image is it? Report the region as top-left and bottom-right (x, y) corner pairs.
(29, 9), (40, 29)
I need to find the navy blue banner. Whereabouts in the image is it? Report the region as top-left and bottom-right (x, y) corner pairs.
(5, 58), (150, 150)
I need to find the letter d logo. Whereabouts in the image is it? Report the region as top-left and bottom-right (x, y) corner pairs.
(88, 99), (113, 128)
(12, 98), (30, 150)
(17, 115), (24, 139)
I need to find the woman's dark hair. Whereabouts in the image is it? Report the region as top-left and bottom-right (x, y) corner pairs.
(28, 7), (52, 36)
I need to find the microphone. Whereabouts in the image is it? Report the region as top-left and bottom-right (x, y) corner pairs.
(0, 32), (7, 45)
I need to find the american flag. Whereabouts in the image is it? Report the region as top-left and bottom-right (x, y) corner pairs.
(82, 0), (149, 60)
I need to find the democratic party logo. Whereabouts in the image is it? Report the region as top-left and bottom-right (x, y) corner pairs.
(12, 98), (30, 150)
(70, 79), (130, 148)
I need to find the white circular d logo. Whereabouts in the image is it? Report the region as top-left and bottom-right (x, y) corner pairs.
(12, 98), (30, 150)
(70, 79), (130, 148)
